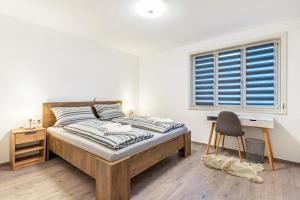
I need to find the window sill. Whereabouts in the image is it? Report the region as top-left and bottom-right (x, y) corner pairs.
(188, 105), (287, 115)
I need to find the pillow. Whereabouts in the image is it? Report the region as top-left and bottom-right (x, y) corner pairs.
(94, 104), (125, 121)
(51, 106), (96, 127)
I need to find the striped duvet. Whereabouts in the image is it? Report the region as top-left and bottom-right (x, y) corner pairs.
(63, 119), (153, 150)
(112, 116), (185, 133)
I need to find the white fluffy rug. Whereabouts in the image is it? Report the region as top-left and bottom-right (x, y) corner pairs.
(202, 154), (264, 183)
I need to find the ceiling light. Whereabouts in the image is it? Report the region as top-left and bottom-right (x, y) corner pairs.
(136, 0), (166, 18)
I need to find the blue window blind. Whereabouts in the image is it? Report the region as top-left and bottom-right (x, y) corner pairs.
(194, 54), (215, 106)
(218, 49), (241, 106)
(192, 40), (279, 111)
(246, 43), (276, 106)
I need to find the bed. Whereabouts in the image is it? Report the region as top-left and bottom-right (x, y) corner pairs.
(43, 101), (191, 200)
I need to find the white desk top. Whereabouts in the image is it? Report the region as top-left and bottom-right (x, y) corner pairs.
(207, 112), (274, 129)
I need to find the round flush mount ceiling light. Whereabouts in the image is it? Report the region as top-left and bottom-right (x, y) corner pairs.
(136, 0), (166, 18)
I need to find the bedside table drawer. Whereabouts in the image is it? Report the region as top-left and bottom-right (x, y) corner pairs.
(15, 130), (45, 144)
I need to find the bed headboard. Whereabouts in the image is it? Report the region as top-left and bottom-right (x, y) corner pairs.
(43, 101), (122, 128)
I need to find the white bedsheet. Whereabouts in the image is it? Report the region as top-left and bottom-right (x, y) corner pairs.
(47, 126), (188, 162)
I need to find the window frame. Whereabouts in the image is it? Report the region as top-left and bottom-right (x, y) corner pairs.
(189, 33), (287, 114)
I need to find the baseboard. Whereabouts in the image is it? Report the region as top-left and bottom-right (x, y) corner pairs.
(193, 141), (300, 166)
(0, 162), (9, 167)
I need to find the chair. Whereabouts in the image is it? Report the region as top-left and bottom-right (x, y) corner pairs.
(215, 111), (245, 161)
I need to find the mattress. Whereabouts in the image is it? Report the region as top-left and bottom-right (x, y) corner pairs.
(47, 126), (188, 162)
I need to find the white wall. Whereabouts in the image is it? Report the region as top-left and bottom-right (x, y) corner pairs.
(139, 17), (300, 163)
(0, 14), (139, 164)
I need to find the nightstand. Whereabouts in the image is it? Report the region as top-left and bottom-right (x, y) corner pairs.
(10, 127), (46, 170)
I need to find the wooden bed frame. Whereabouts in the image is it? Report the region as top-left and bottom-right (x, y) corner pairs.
(43, 101), (191, 200)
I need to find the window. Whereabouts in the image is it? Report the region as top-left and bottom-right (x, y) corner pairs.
(191, 37), (286, 114)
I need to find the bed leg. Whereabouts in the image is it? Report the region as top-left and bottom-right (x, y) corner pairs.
(183, 131), (191, 157)
(96, 157), (130, 200)
(179, 131), (191, 157)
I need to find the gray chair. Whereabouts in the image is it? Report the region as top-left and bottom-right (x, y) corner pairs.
(215, 111), (245, 161)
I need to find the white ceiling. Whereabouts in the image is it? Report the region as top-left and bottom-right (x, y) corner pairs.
(0, 0), (299, 55)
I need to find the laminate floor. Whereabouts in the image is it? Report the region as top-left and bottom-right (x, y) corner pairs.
(1, 143), (300, 200)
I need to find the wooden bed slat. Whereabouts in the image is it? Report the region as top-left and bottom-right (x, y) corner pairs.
(130, 134), (185, 177)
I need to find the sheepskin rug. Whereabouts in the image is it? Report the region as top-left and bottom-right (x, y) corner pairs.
(202, 154), (264, 183)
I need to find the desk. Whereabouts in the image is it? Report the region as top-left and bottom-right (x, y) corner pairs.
(205, 113), (275, 171)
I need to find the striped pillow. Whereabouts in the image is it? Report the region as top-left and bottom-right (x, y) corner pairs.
(94, 104), (125, 121)
(51, 106), (96, 127)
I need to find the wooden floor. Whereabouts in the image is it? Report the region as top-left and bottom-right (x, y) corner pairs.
(1, 143), (300, 200)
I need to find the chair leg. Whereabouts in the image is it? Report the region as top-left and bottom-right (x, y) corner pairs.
(240, 136), (246, 153)
(236, 137), (242, 162)
(215, 133), (221, 155)
(213, 132), (217, 149)
(221, 135), (225, 150)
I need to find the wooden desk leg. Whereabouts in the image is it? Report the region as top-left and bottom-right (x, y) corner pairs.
(262, 128), (275, 171)
(205, 122), (216, 154)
